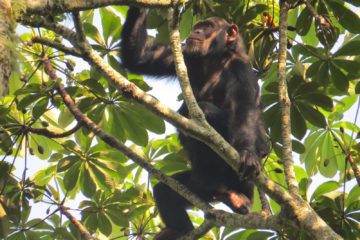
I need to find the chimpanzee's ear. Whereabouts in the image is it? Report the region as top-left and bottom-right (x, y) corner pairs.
(226, 24), (239, 42)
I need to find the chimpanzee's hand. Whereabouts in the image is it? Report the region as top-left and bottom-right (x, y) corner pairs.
(238, 149), (261, 180)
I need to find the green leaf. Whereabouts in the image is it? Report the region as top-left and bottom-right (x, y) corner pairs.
(296, 102), (327, 128)
(263, 103), (282, 142)
(105, 205), (129, 227)
(112, 105), (148, 146)
(29, 134), (52, 159)
(89, 163), (115, 192)
(346, 186), (360, 206)
(241, 4), (268, 27)
(301, 19), (319, 47)
(319, 132), (338, 177)
(179, 7), (194, 41)
(83, 211), (98, 233)
(291, 105), (307, 139)
(294, 82), (321, 95)
(122, 102), (165, 134)
(0, 203), (9, 238)
(345, 0), (360, 6)
(332, 59), (360, 76)
(63, 161), (81, 192)
(108, 107), (126, 142)
(98, 213), (112, 236)
(297, 93), (334, 112)
(296, 7), (313, 36)
(292, 140), (306, 154)
(0, 130), (12, 153)
(333, 40), (360, 57)
(57, 155), (79, 172)
(130, 204), (151, 218)
(80, 164), (96, 198)
(32, 98), (49, 119)
(329, 62), (349, 92)
(310, 181), (342, 201)
(100, 8), (121, 44)
(296, 44), (324, 58)
(87, 104), (105, 124)
(83, 23), (104, 45)
(75, 128), (93, 152)
(247, 231), (274, 240)
(17, 94), (43, 110)
(82, 79), (106, 97)
(58, 107), (75, 128)
(326, 0), (360, 33)
(356, 82), (360, 94)
(301, 130), (324, 175)
(14, 84), (42, 95)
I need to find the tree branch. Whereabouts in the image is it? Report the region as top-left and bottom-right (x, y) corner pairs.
(26, 122), (82, 138)
(59, 205), (95, 240)
(256, 175), (342, 240)
(278, 0), (299, 195)
(24, 0), (190, 15)
(31, 37), (82, 57)
(167, 6), (205, 121)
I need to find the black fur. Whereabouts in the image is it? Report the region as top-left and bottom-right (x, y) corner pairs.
(121, 7), (270, 240)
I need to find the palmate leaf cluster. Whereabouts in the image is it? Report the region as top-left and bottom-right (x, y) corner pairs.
(0, 0), (360, 239)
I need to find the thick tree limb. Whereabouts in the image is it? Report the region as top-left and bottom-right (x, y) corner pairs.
(25, 0), (190, 15)
(256, 175), (342, 239)
(0, 0), (13, 97)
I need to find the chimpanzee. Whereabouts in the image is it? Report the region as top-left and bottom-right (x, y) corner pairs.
(120, 7), (270, 240)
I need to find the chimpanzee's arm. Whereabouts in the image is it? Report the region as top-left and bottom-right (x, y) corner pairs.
(226, 61), (264, 177)
(121, 7), (176, 77)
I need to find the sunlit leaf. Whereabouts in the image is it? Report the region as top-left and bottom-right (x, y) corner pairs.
(63, 161), (81, 192)
(310, 181), (342, 201)
(80, 164), (96, 198)
(84, 23), (104, 45)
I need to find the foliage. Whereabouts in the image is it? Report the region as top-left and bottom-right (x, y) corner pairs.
(0, 0), (360, 239)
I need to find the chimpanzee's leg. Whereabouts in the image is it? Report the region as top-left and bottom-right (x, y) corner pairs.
(215, 180), (255, 214)
(153, 170), (212, 240)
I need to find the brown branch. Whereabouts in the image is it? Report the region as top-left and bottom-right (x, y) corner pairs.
(0, 0), (12, 97)
(19, 17), (78, 43)
(167, 6), (205, 121)
(26, 122), (82, 138)
(256, 175), (342, 240)
(278, 0), (299, 195)
(259, 189), (271, 214)
(72, 11), (86, 43)
(25, 0), (190, 15)
(347, 155), (360, 186)
(59, 205), (95, 240)
(31, 37), (82, 57)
